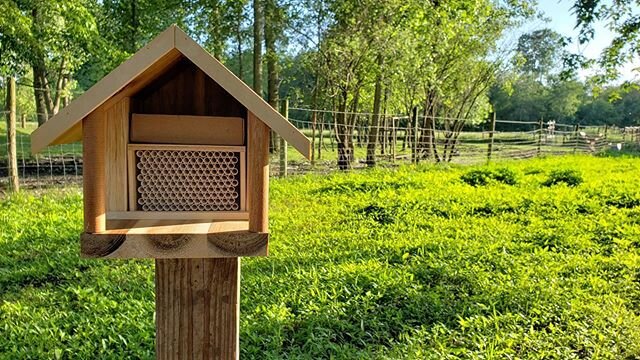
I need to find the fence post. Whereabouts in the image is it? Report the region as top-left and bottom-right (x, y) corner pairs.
(310, 110), (316, 165)
(279, 99), (288, 177)
(604, 124), (608, 140)
(412, 106), (419, 164)
(573, 124), (580, 154)
(537, 117), (543, 157)
(20, 113), (26, 128)
(487, 112), (496, 163)
(391, 116), (397, 164)
(5, 76), (19, 192)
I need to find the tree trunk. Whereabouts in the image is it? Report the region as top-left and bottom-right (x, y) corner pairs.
(236, 21), (244, 81)
(61, 76), (70, 108)
(5, 77), (19, 192)
(264, 0), (279, 153)
(253, 0), (263, 96)
(336, 89), (351, 170)
(130, 0), (138, 53)
(318, 113), (324, 160)
(32, 64), (48, 126)
(366, 55), (384, 167)
(42, 72), (55, 118)
(52, 59), (66, 115)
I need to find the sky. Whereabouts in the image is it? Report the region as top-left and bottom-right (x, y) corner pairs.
(516, 0), (639, 82)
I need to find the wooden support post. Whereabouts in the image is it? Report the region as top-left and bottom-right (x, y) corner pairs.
(310, 110), (316, 165)
(83, 109), (107, 233)
(155, 258), (239, 360)
(573, 124), (580, 154)
(487, 112), (496, 163)
(20, 113), (26, 128)
(537, 117), (543, 157)
(391, 117), (397, 164)
(411, 107), (419, 164)
(279, 100), (288, 177)
(318, 114), (324, 160)
(5, 77), (19, 192)
(154, 112), (270, 360)
(604, 124), (608, 140)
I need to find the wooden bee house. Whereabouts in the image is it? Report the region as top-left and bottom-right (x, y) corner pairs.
(31, 25), (310, 259)
(31, 25), (310, 358)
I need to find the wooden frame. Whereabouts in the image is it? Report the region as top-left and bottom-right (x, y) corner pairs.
(31, 25), (311, 159)
(107, 211), (248, 221)
(130, 114), (245, 145)
(81, 220), (268, 258)
(127, 144), (247, 216)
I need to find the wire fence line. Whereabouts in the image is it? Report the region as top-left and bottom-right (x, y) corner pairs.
(1, 108), (638, 193)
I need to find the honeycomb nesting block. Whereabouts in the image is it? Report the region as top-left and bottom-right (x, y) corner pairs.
(133, 147), (244, 212)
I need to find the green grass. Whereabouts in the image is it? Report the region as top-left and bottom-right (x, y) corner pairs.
(1, 155), (640, 358)
(0, 121), (81, 160)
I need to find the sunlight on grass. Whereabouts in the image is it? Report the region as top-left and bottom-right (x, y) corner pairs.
(1, 155), (639, 358)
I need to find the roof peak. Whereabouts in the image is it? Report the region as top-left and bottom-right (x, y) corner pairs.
(31, 25), (310, 159)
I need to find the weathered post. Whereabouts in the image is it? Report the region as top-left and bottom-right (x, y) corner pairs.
(279, 99), (288, 177)
(604, 124), (608, 140)
(5, 77), (19, 192)
(573, 124), (580, 154)
(487, 112), (496, 163)
(391, 116), (397, 164)
(311, 109), (317, 165)
(537, 117), (543, 157)
(21, 113), (26, 128)
(412, 106), (419, 164)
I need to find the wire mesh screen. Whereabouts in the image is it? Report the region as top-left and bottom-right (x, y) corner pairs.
(134, 148), (242, 211)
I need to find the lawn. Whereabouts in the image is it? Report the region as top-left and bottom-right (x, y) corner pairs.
(1, 155), (640, 358)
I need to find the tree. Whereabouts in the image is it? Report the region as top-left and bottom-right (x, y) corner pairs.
(515, 29), (566, 83)
(571, 0), (640, 80)
(253, 0), (263, 95)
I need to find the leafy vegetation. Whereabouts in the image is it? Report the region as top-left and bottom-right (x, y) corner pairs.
(542, 169), (584, 187)
(1, 155), (640, 358)
(461, 167), (518, 186)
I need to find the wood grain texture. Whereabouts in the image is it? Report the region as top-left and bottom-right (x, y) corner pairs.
(128, 144), (245, 152)
(83, 110), (107, 233)
(131, 60), (245, 119)
(80, 220), (268, 259)
(31, 26), (178, 153)
(174, 27), (311, 159)
(155, 258), (240, 360)
(130, 114), (244, 145)
(81, 231), (126, 257)
(247, 112), (270, 233)
(105, 97), (130, 211)
(107, 211), (249, 221)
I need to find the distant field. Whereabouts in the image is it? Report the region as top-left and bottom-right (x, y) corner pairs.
(1, 155), (639, 358)
(1, 121), (619, 165)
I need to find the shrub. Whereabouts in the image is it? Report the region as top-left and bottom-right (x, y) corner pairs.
(493, 168), (518, 185)
(461, 167), (517, 186)
(542, 169), (583, 187)
(461, 169), (493, 186)
(356, 204), (396, 225)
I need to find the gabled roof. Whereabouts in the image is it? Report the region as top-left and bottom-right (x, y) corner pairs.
(31, 25), (311, 158)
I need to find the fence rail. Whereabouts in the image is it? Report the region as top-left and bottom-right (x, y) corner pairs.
(1, 106), (638, 193)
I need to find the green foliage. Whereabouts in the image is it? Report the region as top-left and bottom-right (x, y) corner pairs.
(571, 0), (640, 81)
(515, 28), (566, 82)
(2, 156), (640, 358)
(543, 168), (583, 187)
(461, 167), (518, 186)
